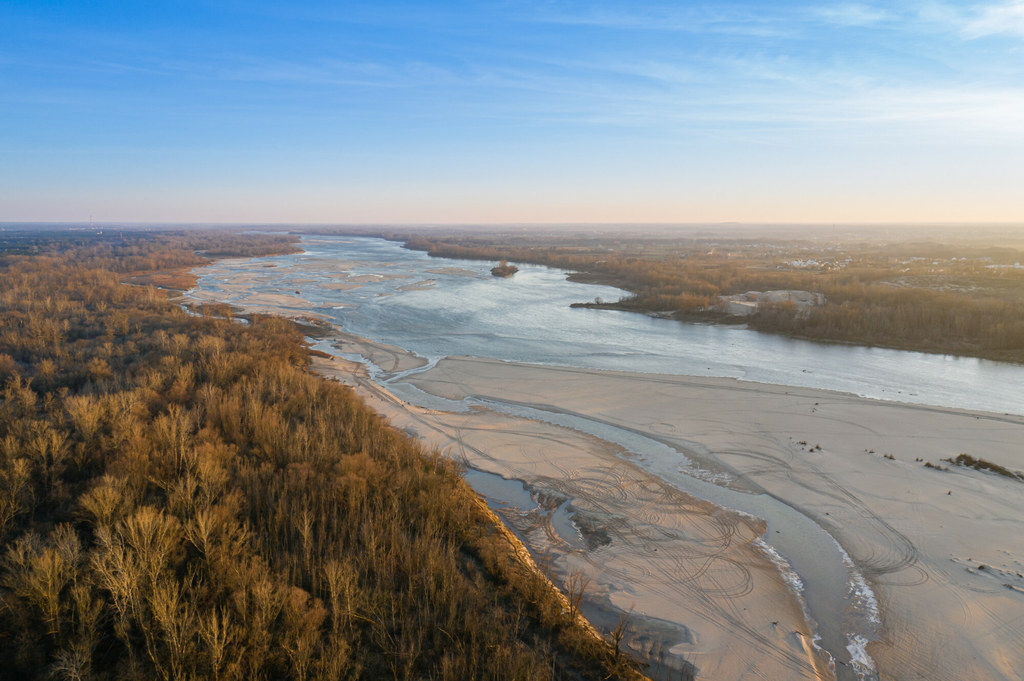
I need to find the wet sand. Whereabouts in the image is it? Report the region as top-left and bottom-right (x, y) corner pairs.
(309, 341), (1024, 681)
(312, 351), (832, 680)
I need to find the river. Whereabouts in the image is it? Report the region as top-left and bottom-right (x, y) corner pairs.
(196, 234), (1024, 416)
(191, 234), (1024, 680)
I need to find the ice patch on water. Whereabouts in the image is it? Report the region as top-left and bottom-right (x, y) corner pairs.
(683, 463), (733, 485)
(842, 553), (881, 625)
(846, 634), (876, 678)
(753, 538), (835, 670)
(833, 539), (880, 679)
(754, 538), (808, 609)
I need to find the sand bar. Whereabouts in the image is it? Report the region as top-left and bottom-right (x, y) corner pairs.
(313, 351), (833, 681)
(187, 260), (1024, 680)
(394, 355), (1024, 681)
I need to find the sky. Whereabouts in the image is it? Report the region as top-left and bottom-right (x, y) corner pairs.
(2, 0), (1024, 224)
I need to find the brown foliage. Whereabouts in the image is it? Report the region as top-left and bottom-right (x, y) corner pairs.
(0, 231), (644, 681)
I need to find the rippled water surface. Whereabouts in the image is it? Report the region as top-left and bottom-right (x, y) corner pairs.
(196, 235), (1024, 415)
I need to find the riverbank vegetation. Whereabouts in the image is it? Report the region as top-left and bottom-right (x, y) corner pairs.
(0, 228), (644, 681)
(377, 229), (1024, 363)
(491, 260), (519, 277)
(944, 453), (1024, 482)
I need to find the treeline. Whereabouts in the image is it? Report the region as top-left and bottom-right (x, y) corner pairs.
(753, 283), (1024, 357)
(0, 228), (300, 274)
(392, 234), (1024, 362)
(0, 232), (643, 681)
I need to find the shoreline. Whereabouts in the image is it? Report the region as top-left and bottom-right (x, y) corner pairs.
(566, 295), (1024, 366)
(394, 356), (879, 679)
(185, 236), (1024, 417)
(305, 329), (1024, 681)
(397, 353), (1024, 681)
(304, 330), (844, 681)
(185, 249), (1024, 681)
(393, 237), (1024, 366)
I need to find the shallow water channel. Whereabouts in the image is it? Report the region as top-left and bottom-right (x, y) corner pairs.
(374, 376), (876, 679)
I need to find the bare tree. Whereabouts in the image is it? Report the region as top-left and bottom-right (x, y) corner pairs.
(565, 569), (590, 622)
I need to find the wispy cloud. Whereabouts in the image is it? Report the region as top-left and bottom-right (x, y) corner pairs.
(424, 49), (1024, 142)
(219, 57), (456, 89)
(962, 0), (1024, 38)
(793, 83), (1024, 135)
(910, 0), (1024, 39)
(526, 4), (796, 38)
(812, 3), (895, 27)
(5, 0), (1024, 223)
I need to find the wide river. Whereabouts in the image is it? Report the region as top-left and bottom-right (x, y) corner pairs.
(192, 234), (1024, 679)
(197, 235), (1024, 415)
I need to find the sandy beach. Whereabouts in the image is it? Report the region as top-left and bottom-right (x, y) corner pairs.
(309, 342), (1024, 681)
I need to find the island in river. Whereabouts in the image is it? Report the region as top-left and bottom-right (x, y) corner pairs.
(491, 260), (519, 277)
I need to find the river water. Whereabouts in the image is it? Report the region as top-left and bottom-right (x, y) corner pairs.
(198, 235), (1024, 415)
(192, 234), (1024, 679)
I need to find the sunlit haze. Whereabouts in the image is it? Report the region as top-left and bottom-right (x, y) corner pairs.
(3, 1), (1024, 223)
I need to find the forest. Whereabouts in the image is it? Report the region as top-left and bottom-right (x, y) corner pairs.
(0, 228), (644, 681)
(377, 229), (1024, 363)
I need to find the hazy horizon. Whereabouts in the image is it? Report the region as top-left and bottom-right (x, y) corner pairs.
(6, 220), (1024, 237)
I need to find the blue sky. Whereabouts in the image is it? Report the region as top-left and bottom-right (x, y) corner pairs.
(3, 1), (1024, 223)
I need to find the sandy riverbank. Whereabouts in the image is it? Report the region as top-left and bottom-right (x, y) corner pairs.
(185, 247), (1024, 680)
(309, 338), (1024, 681)
(312, 352), (831, 680)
